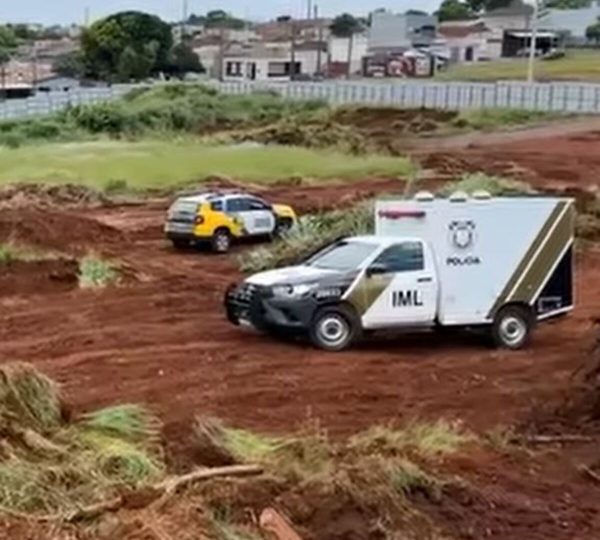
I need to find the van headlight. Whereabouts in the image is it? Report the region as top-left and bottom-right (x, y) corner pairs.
(272, 283), (317, 299)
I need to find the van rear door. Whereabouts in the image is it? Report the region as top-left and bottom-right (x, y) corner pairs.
(361, 241), (438, 329)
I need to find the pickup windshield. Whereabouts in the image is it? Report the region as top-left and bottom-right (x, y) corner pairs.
(306, 241), (377, 272)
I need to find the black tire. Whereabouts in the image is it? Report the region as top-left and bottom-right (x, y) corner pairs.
(309, 305), (361, 352)
(172, 238), (189, 250)
(211, 228), (231, 254)
(492, 305), (534, 350)
(274, 218), (294, 238)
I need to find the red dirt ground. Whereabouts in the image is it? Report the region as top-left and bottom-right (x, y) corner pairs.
(1, 127), (600, 538)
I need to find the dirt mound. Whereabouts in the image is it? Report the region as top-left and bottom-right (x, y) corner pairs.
(334, 107), (458, 134)
(0, 209), (125, 253)
(0, 259), (79, 297)
(0, 183), (109, 209)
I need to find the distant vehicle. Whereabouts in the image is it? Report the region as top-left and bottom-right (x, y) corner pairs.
(165, 191), (297, 253)
(226, 192), (575, 351)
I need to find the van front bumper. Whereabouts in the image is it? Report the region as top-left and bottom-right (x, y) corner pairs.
(225, 283), (318, 332)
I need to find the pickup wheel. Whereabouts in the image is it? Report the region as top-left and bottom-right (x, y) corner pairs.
(211, 228), (231, 254)
(171, 238), (189, 250)
(492, 305), (533, 350)
(309, 306), (360, 352)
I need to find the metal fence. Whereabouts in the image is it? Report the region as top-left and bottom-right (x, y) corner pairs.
(217, 80), (600, 113)
(2, 79), (600, 120)
(0, 85), (139, 121)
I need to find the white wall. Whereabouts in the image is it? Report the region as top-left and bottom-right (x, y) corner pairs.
(328, 34), (368, 74)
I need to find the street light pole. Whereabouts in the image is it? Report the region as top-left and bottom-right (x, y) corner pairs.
(527, 0), (539, 84)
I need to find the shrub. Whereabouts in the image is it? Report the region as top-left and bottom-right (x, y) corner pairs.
(441, 172), (532, 197)
(66, 102), (130, 135)
(78, 255), (120, 288)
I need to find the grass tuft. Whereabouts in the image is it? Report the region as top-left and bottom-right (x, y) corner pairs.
(78, 255), (120, 289)
(239, 201), (375, 273)
(0, 362), (62, 431)
(349, 419), (472, 458)
(442, 172), (532, 197)
(0, 363), (165, 515)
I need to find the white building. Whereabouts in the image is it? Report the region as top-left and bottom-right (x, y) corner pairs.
(539, 1), (600, 44)
(328, 33), (368, 76)
(438, 22), (494, 62)
(222, 43), (323, 82)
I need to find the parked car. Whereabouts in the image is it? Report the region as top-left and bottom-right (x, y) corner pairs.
(165, 191), (297, 253)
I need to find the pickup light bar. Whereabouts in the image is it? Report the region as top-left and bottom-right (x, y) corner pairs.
(378, 210), (426, 220)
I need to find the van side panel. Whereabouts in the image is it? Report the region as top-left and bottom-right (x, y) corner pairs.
(375, 198), (575, 326)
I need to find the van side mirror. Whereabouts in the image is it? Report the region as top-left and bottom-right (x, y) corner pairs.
(367, 263), (389, 277)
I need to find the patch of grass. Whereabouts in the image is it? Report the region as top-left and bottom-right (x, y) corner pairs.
(78, 255), (120, 289)
(441, 172), (532, 197)
(0, 243), (56, 264)
(210, 513), (263, 540)
(0, 363), (165, 515)
(0, 362), (62, 431)
(438, 49), (600, 82)
(0, 140), (412, 189)
(80, 405), (161, 443)
(194, 416), (333, 482)
(349, 419), (472, 458)
(389, 457), (442, 496)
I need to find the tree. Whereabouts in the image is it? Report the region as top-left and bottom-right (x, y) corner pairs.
(117, 42), (158, 81)
(437, 0), (475, 21)
(53, 51), (85, 78)
(330, 14), (364, 79)
(586, 17), (600, 44)
(81, 11), (173, 81)
(168, 42), (204, 76)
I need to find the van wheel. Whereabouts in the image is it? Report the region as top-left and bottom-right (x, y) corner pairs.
(310, 306), (360, 352)
(492, 306), (533, 350)
(211, 229), (231, 253)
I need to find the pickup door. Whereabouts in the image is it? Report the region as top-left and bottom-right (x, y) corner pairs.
(361, 241), (438, 329)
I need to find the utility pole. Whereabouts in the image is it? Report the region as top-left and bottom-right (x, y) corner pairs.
(527, 0), (539, 83)
(180, 0), (189, 43)
(307, 0), (312, 20)
(315, 5), (323, 75)
(290, 19), (298, 80)
(84, 6), (90, 27)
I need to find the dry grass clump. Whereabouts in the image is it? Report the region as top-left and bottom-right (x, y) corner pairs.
(0, 363), (165, 516)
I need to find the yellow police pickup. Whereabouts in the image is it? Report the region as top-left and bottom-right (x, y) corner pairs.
(164, 191), (297, 253)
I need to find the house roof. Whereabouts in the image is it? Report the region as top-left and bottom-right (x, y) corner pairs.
(438, 21), (489, 37)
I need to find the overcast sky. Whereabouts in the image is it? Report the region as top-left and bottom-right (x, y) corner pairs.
(0, 0), (443, 25)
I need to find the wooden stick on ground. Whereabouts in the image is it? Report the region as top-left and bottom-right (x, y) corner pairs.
(515, 434), (594, 445)
(580, 465), (600, 485)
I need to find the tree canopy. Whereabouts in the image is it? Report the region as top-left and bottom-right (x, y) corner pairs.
(437, 0), (514, 21)
(187, 10), (246, 30)
(330, 13), (364, 37)
(81, 11), (173, 81)
(0, 26), (17, 65)
(586, 16), (600, 43)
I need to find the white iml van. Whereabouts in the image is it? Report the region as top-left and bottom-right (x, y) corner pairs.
(226, 192), (575, 351)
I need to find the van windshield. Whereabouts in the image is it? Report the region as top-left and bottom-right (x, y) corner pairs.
(306, 241), (376, 272)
